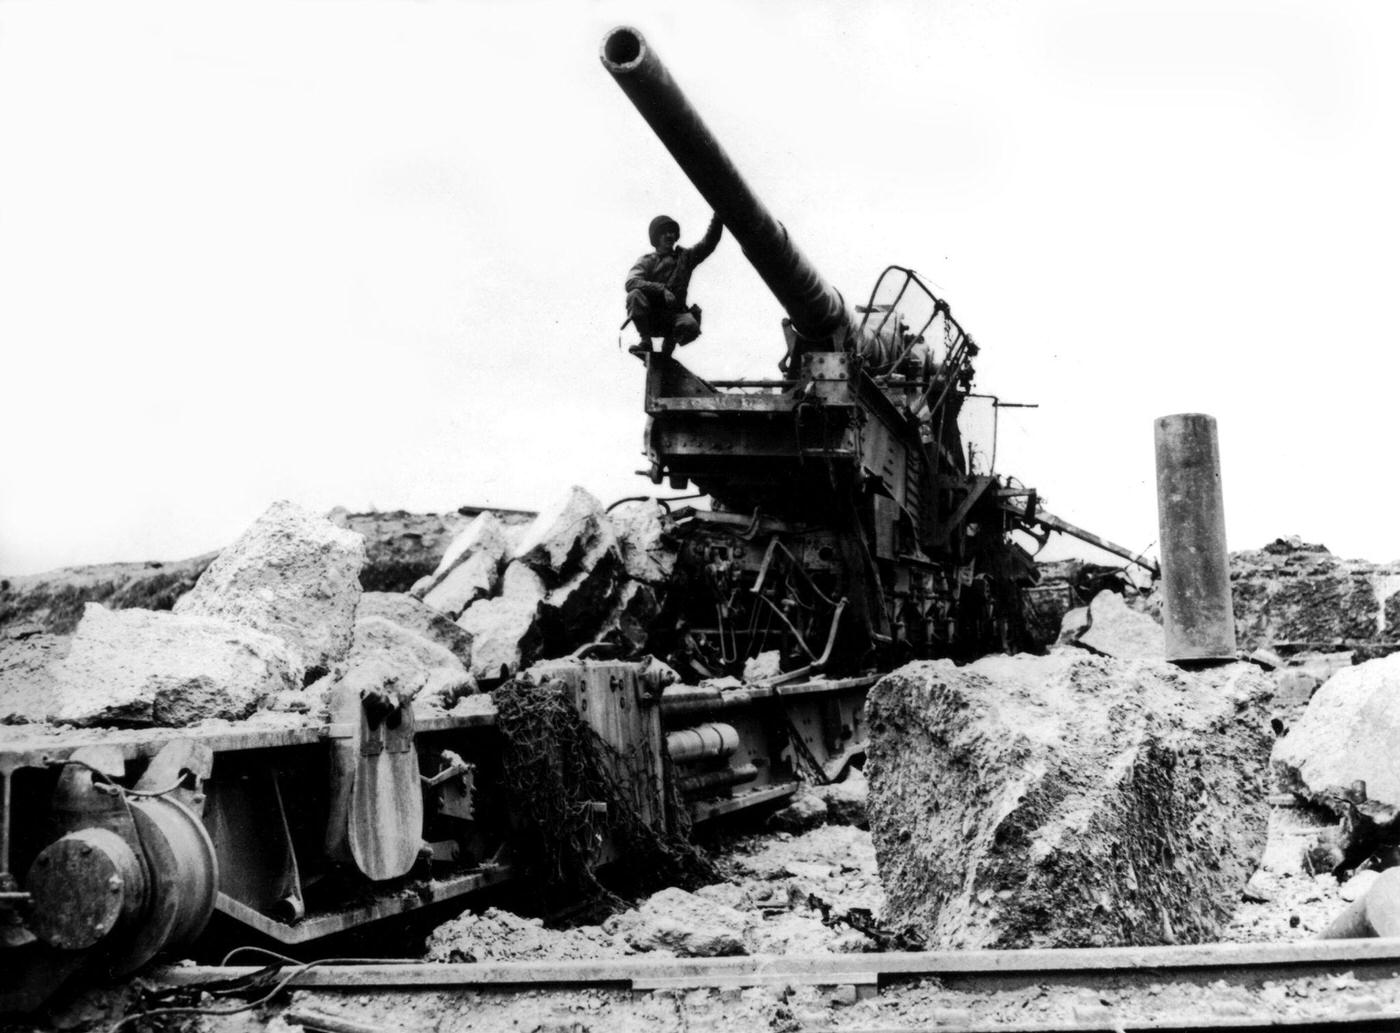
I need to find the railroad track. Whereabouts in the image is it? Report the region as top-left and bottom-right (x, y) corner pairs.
(150, 939), (1400, 1033)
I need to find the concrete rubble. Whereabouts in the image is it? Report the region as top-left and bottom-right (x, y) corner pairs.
(444, 486), (680, 680)
(1207, 536), (1399, 655)
(1069, 589), (1166, 660)
(342, 614), (475, 710)
(174, 499), (365, 681)
(610, 501), (677, 584)
(414, 511), (511, 618)
(865, 653), (1274, 948)
(0, 625), (68, 723)
(1272, 653), (1400, 834)
(356, 590), (473, 667)
(42, 603), (301, 726)
(456, 561), (548, 681)
(605, 886), (750, 956)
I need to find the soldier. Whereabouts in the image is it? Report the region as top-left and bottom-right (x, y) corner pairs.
(624, 213), (723, 356)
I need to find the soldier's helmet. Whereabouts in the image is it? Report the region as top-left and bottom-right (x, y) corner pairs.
(649, 215), (680, 246)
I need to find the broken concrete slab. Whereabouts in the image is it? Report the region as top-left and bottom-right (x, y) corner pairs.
(601, 580), (659, 654)
(423, 551), (504, 620)
(345, 615), (476, 709)
(418, 513), (511, 617)
(175, 500), (365, 680)
(609, 501), (677, 584)
(866, 653), (1273, 949)
(356, 591), (473, 668)
(0, 628), (71, 723)
(513, 486), (618, 583)
(542, 550), (625, 651)
(433, 512), (511, 585)
(603, 886), (749, 956)
(41, 603), (300, 726)
(1272, 653), (1400, 811)
(1075, 590), (1166, 660)
(456, 562), (547, 681)
(1054, 606), (1090, 648)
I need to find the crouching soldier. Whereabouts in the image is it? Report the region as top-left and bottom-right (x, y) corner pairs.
(625, 213), (723, 356)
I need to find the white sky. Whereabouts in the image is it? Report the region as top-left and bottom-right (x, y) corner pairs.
(2, 0), (1398, 576)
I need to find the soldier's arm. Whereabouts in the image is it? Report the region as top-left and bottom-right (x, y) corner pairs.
(687, 214), (724, 267)
(625, 254), (666, 294)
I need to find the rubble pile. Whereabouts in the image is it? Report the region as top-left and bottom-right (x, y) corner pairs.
(1269, 653), (1400, 870)
(423, 820), (884, 965)
(0, 501), (489, 726)
(445, 489), (675, 681)
(0, 507), (535, 640)
(865, 653), (1275, 948)
(1211, 536), (1398, 656)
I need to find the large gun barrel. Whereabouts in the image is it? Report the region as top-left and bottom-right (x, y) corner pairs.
(601, 26), (855, 348)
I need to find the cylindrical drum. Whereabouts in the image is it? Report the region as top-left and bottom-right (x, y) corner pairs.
(1154, 413), (1236, 662)
(666, 723), (740, 764)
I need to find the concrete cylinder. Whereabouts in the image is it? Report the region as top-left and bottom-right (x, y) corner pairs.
(1154, 413), (1236, 663)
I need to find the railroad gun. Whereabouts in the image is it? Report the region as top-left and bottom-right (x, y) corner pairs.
(602, 27), (1151, 680)
(0, 28), (1156, 1014)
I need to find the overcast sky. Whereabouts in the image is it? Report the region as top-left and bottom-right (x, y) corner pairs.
(3, 1), (1398, 576)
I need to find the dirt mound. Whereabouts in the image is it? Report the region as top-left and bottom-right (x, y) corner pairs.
(866, 653), (1274, 948)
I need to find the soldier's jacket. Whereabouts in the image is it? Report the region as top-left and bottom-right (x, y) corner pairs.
(625, 217), (723, 310)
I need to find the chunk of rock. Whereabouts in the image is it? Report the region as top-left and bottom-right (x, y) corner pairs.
(542, 551), (624, 649)
(768, 791), (829, 834)
(514, 486), (617, 580)
(743, 650), (782, 682)
(422, 553), (502, 620)
(603, 580), (659, 653)
(419, 513), (510, 618)
(424, 907), (630, 963)
(1273, 653), (1400, 810)
(604, 887), (750, 957)
(1055, 606), (1090, 647)
(345, 615), (475, 707)
(356, 591), (473, 668)
(609, 501), (677, 584)
(866, 654), (1273, 949)
(174, 500), (365, 680)
(0, 629), (70, 723)
(43, 604), (300, 726)
(1075, 590), (1164, 660)
(456, 562), (547, 681)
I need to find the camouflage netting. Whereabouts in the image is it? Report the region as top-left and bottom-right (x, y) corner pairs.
(491, 677), (715, 912)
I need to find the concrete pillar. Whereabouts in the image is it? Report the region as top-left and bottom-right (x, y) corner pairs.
(1154, 413), (1236, 663)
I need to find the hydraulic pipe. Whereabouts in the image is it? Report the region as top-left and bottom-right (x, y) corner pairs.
(1154, 413), (1236, 663)
(600, 26), (854, 346)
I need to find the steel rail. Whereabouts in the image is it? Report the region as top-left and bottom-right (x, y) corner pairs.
(152, 938), (1400, 992)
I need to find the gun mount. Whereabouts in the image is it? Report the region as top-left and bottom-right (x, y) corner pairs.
(602, 26), (1154, 680)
